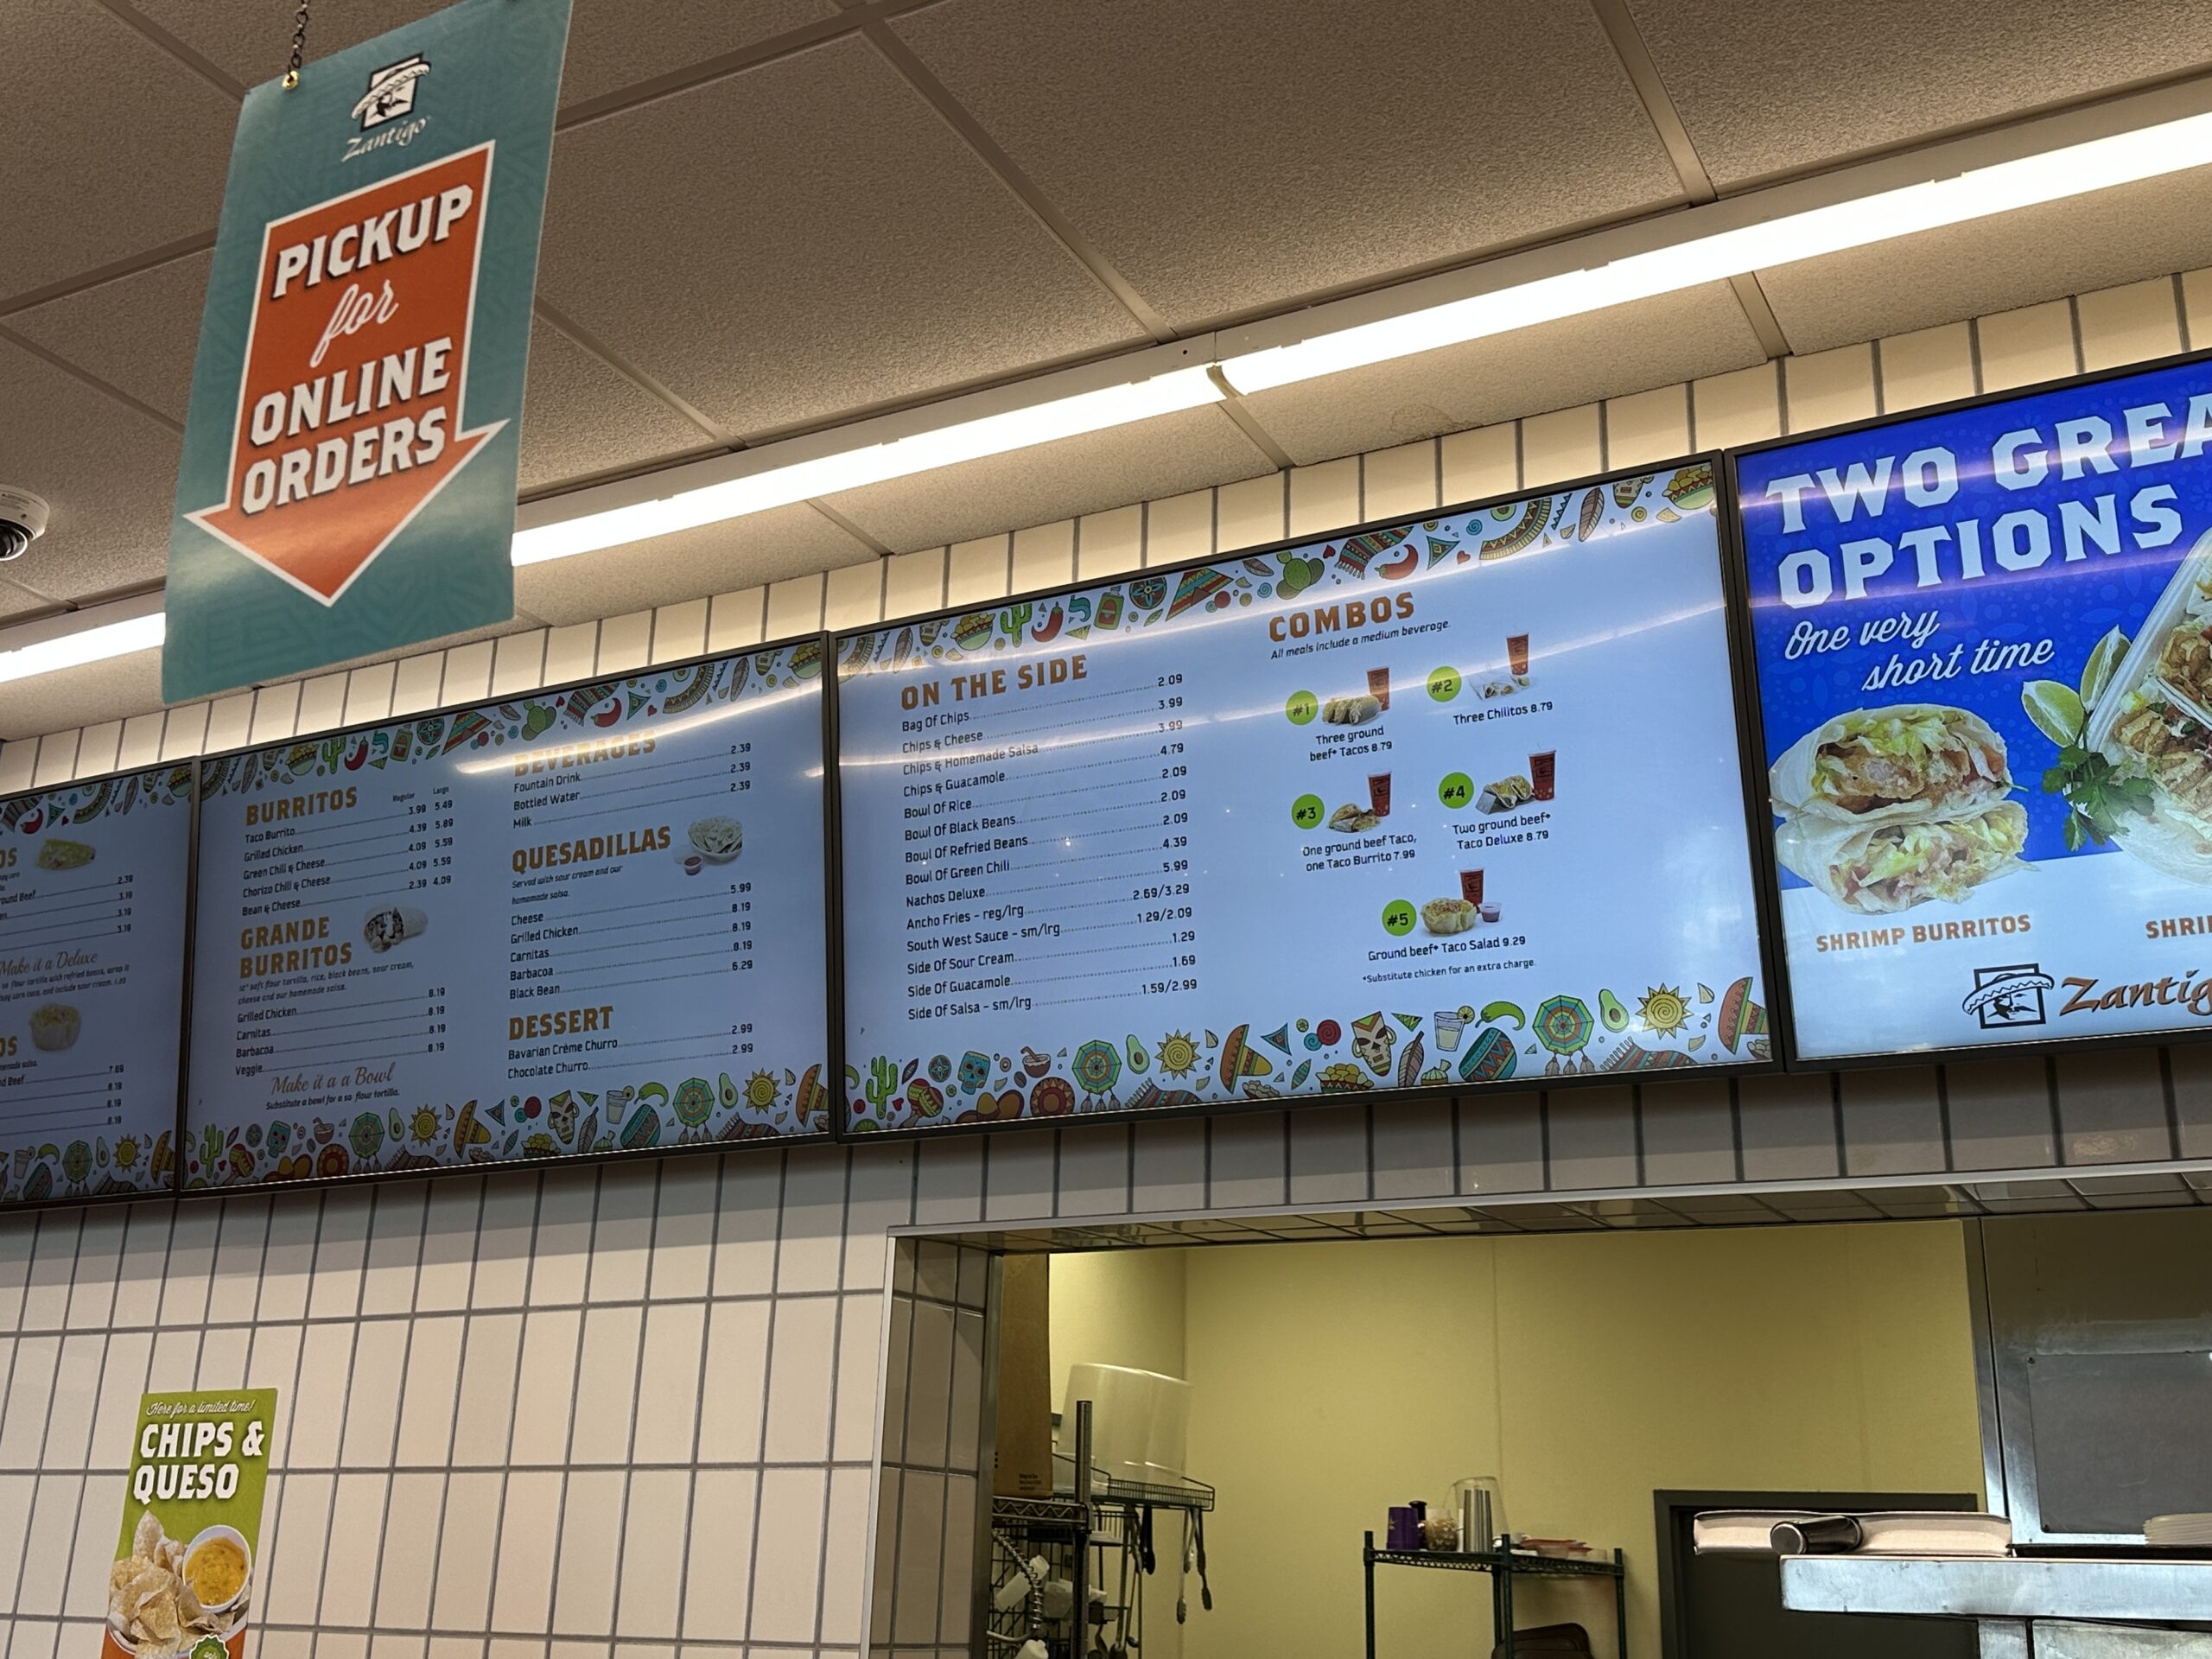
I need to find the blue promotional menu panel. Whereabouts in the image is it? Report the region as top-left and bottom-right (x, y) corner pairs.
(836, 463), (1772, 1132)
(1740, 356), (2212, 1061)
(186, 646), (828, 1186)
(0, 766), (192, 1205)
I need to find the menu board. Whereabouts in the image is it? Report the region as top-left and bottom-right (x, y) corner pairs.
(0, 766), (192, 1204)
(836, 462), (1772, 1132)
(187, 645), (829, 1186)
(1739, 355), (2212, 1061)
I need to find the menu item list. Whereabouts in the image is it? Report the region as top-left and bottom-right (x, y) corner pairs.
(836, 464), (1771, 1131)
(187, 646), (828, 1185)
(0, 766), (193, 1204)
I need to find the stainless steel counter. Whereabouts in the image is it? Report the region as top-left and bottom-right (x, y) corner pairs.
(1780, 1554), (2212, 1623)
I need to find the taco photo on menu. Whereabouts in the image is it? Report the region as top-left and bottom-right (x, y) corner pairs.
(1770, 703), (2012, 824)
(1776, 800), (2029, 914)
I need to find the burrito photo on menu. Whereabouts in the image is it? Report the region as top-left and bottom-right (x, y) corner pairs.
(1770, 704), (2012, 823)
(1776, 801), (2029, 914)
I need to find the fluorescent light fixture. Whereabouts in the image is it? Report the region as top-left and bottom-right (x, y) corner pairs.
(512, 362), (1224, 566)
(0, 600), (163, 686)
(15, 87), (2212, 687)
(1219, 108), (2212, 393)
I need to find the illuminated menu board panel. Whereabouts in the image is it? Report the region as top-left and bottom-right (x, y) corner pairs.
(188, 645), (828, 1187)
(836, 463), (1772, 1132)
(1738, 355), (2212, 1062)
(0, 766), (191, 1205)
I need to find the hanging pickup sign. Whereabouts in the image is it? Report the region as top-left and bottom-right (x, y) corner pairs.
(162, 0), (572, 702)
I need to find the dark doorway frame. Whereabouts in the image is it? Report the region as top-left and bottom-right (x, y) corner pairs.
(1652, 1489), (1980, 1659)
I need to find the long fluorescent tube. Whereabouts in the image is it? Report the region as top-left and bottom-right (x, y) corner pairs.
(1218, 108), (2212, 394)
(16, 86), (2212, 684)
(0, 601), (163, 686)
(511, 363), (1224, 566)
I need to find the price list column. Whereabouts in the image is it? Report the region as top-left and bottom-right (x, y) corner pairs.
(887, 652), (1204, 1029)
(0, 768), (191, 1198)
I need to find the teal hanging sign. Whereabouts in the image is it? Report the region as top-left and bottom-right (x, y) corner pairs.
(162, 0), (571, 702)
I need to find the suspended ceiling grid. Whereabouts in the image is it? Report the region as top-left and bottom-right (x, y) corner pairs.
(6, 0), (2212, 734)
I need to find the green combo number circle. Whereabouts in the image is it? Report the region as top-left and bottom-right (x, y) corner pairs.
(1285, 690), (1319, 725)
(1439, 772), (1473, 810)
(1291, 793), (1325, 830)
(1427, 665), (1463, 702)
(1382, 899), (1417, 937)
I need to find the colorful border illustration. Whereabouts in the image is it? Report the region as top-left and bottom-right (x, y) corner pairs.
(837, 464), (1770, 1131)
(188, 645), (828, 1188)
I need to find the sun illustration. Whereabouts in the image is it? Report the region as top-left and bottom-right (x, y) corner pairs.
(1637, 984), (1690, 1039)
(410, 1108), (441, 1145)
(113, 1136), (140, 1172)
(745, 1070), (779, 1110)
(1158, 1032), (1198, 1077)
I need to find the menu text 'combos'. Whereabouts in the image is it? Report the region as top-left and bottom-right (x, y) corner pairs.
(187, 645), (829, 1185)
(0, 767), (192, 1205)
(836, 463), (1773, 1131)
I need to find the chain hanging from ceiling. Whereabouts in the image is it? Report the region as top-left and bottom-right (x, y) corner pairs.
(282, 0), (310, 88)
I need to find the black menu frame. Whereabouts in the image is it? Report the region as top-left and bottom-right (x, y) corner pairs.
(823, 451), (1787, 1145)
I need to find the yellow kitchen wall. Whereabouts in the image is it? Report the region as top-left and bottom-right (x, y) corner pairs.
(1166, 1221), (1983, 1659)
(1048, 1244), (1190, 1414)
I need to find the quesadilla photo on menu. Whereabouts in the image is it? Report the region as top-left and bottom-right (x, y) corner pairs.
(1776, 801), (2029, 914)
(1770, 704), (2012, 824)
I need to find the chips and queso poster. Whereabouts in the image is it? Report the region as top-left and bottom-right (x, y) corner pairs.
(103, 1392), (276, 1659)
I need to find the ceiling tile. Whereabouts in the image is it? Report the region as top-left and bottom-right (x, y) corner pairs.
(0, 583), (67, 626)
(534, 34), (1145, 439)
(127, 0), (838, 107)
(514, 504), (874, 626)
(821, 405), (1272, 553)
(1628, 0), (2212, 187)
(0, 336), (179, 603)
(0, 646), (163, 742)
(518, 319), (719, 494)
(1758, 172), (2212, 355)
(892, 0), (1682, 329)
(1241, 283), (1764, 467)
(0, 2), (232, 302)
(7, 250), (210, 425)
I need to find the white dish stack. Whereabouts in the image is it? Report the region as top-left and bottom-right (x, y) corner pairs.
(1060, 1363), (1192, 1485)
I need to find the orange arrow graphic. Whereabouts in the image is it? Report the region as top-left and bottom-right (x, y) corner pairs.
(186, 143), (503, 606)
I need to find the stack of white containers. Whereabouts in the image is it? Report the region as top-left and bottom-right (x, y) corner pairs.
(1060, 1362), (1193, 1484)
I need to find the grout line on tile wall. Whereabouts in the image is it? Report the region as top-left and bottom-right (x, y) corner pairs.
(741, 1151), (791, 1645)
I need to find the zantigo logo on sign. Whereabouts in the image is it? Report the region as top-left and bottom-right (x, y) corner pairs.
(184, 143), (504, 606)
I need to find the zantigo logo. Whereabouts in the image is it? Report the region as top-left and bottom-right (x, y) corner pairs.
(184, 143), (504, 606)
(346, 54), (431, 162)
(354, 55), (429, 130)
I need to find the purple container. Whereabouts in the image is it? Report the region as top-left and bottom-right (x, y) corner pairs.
(1387, 1505), (1422, 1551)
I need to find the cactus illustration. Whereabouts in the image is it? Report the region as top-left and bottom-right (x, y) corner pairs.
(999, 602), (1032, 637)
(865, 1056), (899, 1119)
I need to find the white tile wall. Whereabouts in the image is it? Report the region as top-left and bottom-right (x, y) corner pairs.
(13, 272), (2212, 1659)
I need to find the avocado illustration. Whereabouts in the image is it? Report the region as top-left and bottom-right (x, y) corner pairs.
(1599, 988), (1630, 1033)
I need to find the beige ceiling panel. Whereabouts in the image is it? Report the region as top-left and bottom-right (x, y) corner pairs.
(518, 319), (719, 494)
(1758, 172), (2212, 355)
(1627, 0), (2212, 187)
(0, 584), (68, 626)
(1240, 283), (1764, 467)
(0, 648), (164, 743)
(514, 504), (874, 626)
(534, 35), (1144, 438)
(8, 250), (210, 425)
(0, 338), (180, 604)
(892, 0), (1681, 329)
(820, 405), (1273, 553)
(0, 3), (232, 302)
(128, 0), (838, 106)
